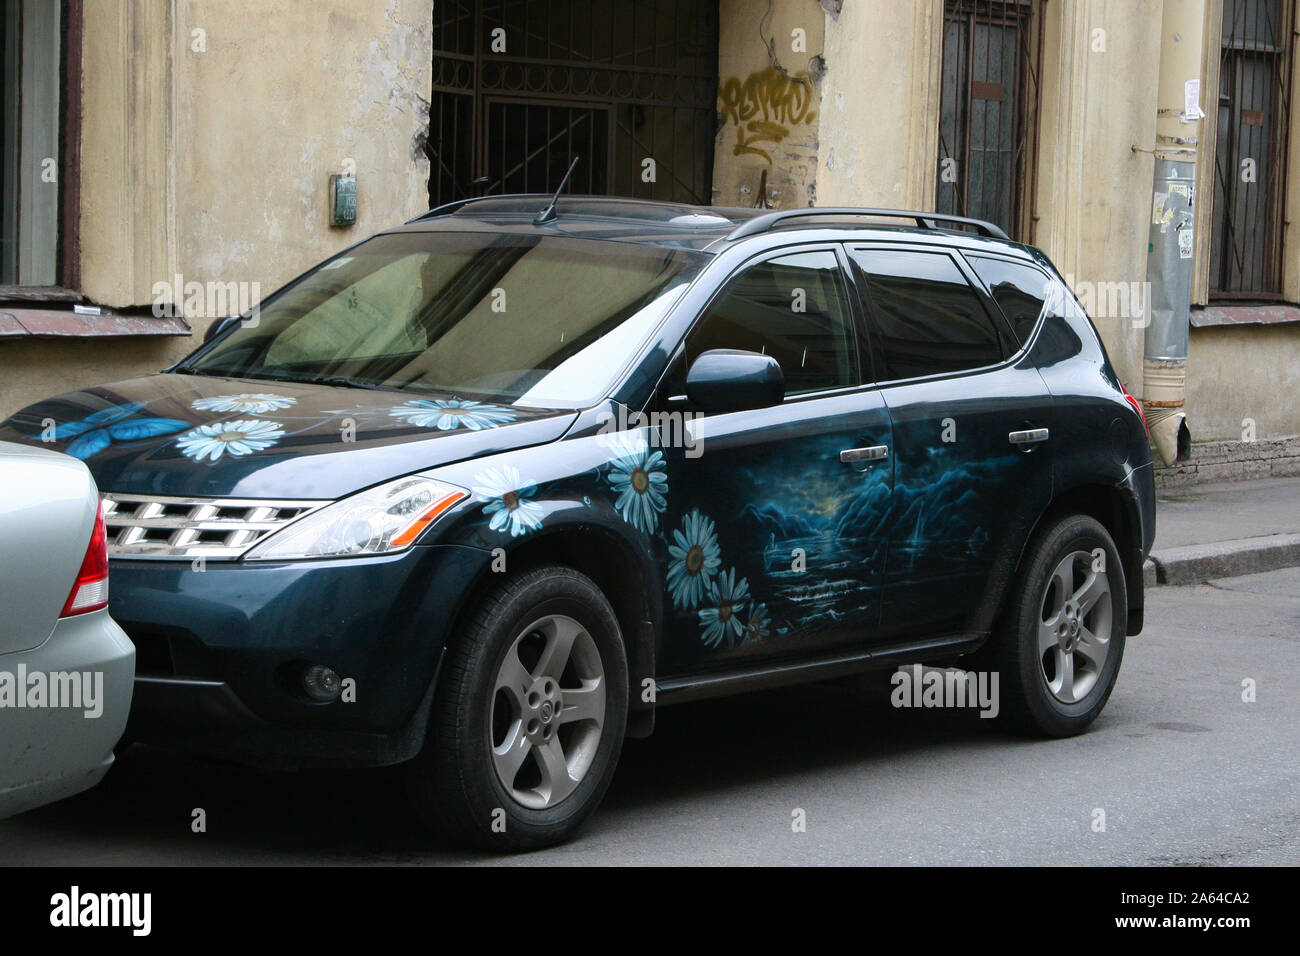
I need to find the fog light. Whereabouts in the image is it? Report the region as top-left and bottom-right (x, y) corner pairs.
(302, 664), (342, 702)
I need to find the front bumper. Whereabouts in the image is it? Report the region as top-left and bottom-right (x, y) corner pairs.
(110, 543), (493, 768)
(0, 609), (135, 819)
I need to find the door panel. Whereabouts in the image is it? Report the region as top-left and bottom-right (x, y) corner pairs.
(655, 392), (894, 675)
(652, 247), (893, 676)
(849, 244), (1054, 638)
(877, 362), (1053, 636)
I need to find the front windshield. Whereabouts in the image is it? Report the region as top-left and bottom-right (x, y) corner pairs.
(183, 232), (706, 409)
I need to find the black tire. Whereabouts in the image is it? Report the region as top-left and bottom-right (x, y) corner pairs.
(408, 565), (628, 850)
(994, 514), (1127, 737)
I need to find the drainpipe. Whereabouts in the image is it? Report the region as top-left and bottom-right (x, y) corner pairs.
(1139, 0), (1204, 465)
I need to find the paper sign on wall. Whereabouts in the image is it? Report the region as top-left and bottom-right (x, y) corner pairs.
(1184, 79), (1206, 121)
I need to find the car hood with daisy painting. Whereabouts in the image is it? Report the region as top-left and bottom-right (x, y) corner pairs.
(0, 373), (576, 499)
(0, 230), (704, 499)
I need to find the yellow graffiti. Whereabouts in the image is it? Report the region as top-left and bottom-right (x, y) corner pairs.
(718, 66), (819, 164)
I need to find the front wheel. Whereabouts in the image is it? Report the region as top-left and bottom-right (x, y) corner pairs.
(408, 566), (628, 850)
(995, 514), (1127, 737)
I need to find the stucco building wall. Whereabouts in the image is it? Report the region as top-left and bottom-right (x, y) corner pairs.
(4, 0), (1298, 443)
(710, 0), (1297, 442)
(1, 0), (434, 420)
(711, 0), (824, 208)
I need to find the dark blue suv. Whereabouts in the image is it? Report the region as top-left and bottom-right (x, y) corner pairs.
(1, 199), (1155, 848)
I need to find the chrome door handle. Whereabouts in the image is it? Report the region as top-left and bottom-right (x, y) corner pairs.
(840, 445), (889, 463)
(1008, 428), (1050, 445)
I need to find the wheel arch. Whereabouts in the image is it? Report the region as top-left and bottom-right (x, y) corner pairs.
(436, 522), (662, 741)
(992, 482), (1145, 638)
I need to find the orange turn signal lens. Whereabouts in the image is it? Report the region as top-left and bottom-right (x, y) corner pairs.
(388, 491), (467, 548)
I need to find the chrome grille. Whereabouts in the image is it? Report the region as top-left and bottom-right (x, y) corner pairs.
(101, 493), (326, 560)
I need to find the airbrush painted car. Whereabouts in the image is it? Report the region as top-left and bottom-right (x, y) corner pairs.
(0, 197), (1155, 849)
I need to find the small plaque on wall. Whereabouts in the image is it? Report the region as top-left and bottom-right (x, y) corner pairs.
(329, 174), (357, 226)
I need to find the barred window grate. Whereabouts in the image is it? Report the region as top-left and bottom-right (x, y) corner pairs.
(936, 0), (1043, 242)
(1210, 0), (1294, 298)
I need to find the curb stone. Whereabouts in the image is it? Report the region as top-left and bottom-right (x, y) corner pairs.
(1145, 533), (1300, 587)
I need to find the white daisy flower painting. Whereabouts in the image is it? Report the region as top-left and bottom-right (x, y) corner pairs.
(697, 568), (750, 648)
(191, 393), (297, 414)
(604, 433), (668, 534)
(472, 465), (544, 537)
(666, 508), (721, 609)
(389, 398), (517, 431)
(176, 419), (286, 462)
(741, 603), (771, 644)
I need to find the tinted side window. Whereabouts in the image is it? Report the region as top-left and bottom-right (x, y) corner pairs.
(966, 255), (1051, 347)
(850, 249), (1006, 380)
(686, 250), (856, 395)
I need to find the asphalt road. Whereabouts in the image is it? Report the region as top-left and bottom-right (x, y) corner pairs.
(3, 568), (1298, 866)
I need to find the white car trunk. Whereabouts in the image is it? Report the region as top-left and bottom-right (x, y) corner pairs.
(0, 442), (99, 654)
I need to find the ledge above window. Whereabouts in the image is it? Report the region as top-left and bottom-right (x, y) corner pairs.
(0, 297), (192, 340)
(1191, 303), (1300, 328)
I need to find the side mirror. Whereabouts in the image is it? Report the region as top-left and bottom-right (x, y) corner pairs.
(203, 315), (241, 344)
(685, 349), (784, 412)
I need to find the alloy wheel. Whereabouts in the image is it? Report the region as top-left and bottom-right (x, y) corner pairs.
(488, 614), (606, 810)
(1037, 550), (1113, 704)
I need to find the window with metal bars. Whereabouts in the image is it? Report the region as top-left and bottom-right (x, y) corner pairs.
(1, 0), (63, 287)
(1210, 0), (1294, 298)
(428, 0), (718, 209)
(935, 0), (1042, 241)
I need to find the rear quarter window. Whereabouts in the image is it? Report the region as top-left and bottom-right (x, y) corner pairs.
(965, 254), (1052, 348)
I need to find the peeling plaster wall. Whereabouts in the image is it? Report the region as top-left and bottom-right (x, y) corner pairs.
(814, 0), (943, 210)
(1187, 324), (1300, 440)
(1034, 0), (1162, 392)
(712, 0), (824, 208)
(2, 0), (434, 420)
(717, 0), (1160, 394)
(8, 1), (1299, 440)
(172, 0), (433, 302)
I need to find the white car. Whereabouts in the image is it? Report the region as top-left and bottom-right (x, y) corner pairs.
(0, 440), (135, 819)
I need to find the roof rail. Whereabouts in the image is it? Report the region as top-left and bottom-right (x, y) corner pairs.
(724, 207), (1010, 242)
(406, 195), (504, 224)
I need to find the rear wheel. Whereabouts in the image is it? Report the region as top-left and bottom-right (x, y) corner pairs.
(995, 514), (1127, 737)
(408, 565), (628, 850)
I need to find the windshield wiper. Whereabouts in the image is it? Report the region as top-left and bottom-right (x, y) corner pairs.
(171, 366), (230, 377)
(172, 367), (407, 392)
(287, 375), (405, 392)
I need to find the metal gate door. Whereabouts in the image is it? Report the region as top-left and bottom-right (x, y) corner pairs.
(429, 0), (718, 207)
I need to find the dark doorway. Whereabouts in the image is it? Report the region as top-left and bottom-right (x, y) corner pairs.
(428, 0), (719, 208)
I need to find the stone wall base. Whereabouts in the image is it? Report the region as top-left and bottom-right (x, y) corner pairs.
(1154, 436), (1300, 488)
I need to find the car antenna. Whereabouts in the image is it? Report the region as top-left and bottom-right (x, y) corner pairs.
(533, 156), (580, 225)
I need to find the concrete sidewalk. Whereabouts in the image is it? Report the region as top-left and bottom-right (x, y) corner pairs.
(1143, 476), (1300, 586)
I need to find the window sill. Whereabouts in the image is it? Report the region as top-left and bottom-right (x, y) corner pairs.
(0, 306), (192, 340)
(1190, 303), (1300, 328)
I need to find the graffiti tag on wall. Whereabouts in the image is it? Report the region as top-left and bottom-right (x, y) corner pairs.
(718, 66), (818, 165)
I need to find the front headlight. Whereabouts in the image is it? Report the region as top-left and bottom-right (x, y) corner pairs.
(245, 475), (467, 560)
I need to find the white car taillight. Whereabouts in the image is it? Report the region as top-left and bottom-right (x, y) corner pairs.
(60, 502), (110, 616)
